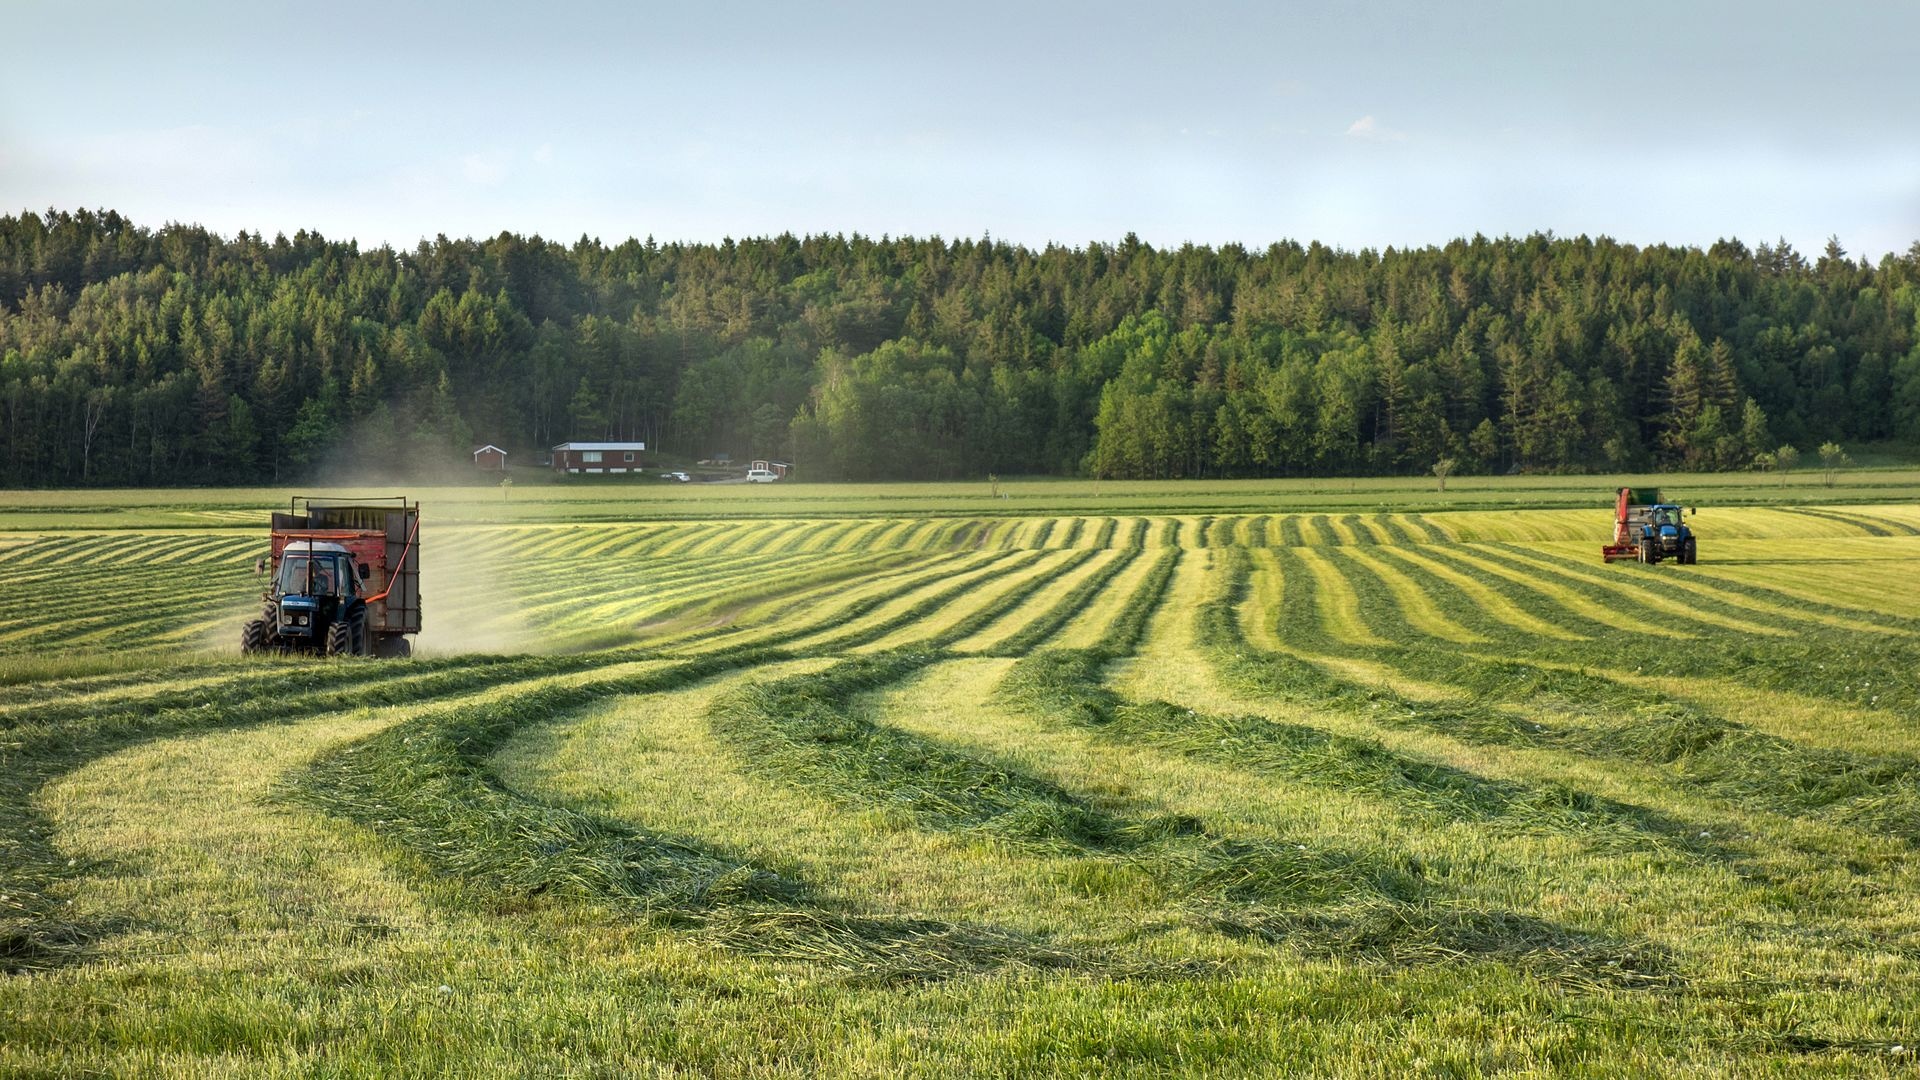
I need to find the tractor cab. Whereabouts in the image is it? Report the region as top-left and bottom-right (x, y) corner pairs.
(267, 541), (368, 648)
(1638, 504), (1696, 564)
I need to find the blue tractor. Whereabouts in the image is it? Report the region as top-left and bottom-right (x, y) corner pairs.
(1603, 488), (1698, 565)
(1639, 504), (1698, 564)
(244, 540), (373, 655)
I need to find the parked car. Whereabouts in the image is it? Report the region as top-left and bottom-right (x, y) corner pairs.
(660, 470), (691, 482)
(746, 468), (778, 483)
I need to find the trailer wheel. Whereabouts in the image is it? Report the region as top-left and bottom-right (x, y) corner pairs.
(374, 634), (412, 659)
(241, 619), (266, 655)
(326, 621), (352, 657)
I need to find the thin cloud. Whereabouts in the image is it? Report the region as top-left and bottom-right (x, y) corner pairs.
(1345, 115), (1407, 142)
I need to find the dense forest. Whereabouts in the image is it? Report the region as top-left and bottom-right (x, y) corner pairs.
(1, 208), (1917, 486)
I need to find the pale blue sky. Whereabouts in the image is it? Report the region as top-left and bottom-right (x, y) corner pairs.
(4, 1), (1916, 256)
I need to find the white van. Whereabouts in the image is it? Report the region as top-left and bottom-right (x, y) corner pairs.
(746, 468), (778, 483)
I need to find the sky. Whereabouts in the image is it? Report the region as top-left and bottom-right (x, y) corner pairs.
(3, 0), (1917, 257)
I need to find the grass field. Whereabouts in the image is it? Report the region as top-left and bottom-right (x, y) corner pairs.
(5, 475), (1920, 1075)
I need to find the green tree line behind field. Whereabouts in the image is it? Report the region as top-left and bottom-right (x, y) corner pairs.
(2, 208), (1917, 485)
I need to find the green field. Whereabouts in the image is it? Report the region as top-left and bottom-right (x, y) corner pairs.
(6, 475), (1920, 1076)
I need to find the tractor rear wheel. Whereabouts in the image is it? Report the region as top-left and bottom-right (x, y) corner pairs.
(326, 621), (352, 657)
(241, 619), (266, 655)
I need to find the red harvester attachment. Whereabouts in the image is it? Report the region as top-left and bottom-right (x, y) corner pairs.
(1602, 487), (1659, 562)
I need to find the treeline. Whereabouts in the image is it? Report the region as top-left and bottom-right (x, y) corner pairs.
(2, 207), (1917, 486)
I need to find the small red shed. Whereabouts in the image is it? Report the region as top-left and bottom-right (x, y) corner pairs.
(473, 445), (508, 472)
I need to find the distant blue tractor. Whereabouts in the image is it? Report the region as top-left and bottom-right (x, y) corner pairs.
(1602, 488), (1698, 565)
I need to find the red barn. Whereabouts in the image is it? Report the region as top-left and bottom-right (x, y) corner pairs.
(472, 445), (508, 472)
(552, 441), (647, 474)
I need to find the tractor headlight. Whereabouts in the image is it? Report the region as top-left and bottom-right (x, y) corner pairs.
(295, 614), (309, 626)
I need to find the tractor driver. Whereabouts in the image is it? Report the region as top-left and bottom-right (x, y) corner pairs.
(1651, 507), (1673, 528)
(312, 561), (337, 596)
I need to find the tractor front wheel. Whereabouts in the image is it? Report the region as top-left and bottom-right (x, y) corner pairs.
(1682, 538), (1697, 565)
(326, 621), (353, 657)
(1640, 540), (1657, 564)
(241, 619), (267, 655)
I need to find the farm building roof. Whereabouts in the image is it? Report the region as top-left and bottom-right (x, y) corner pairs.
(472, 444), (507, 457)
(551, 441), (648, 451)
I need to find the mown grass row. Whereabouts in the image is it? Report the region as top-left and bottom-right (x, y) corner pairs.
(1255, 535), (1920, 723)
(290, 650), (1099, 983)
(268, 542), (1138, 977)
(0, 647), (672, 971)
(984, 548), (1146, 657)
(702, 547), (1667, 985)
(1221, 545), (1920, 850)
(1348, 542), (1920, 721)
